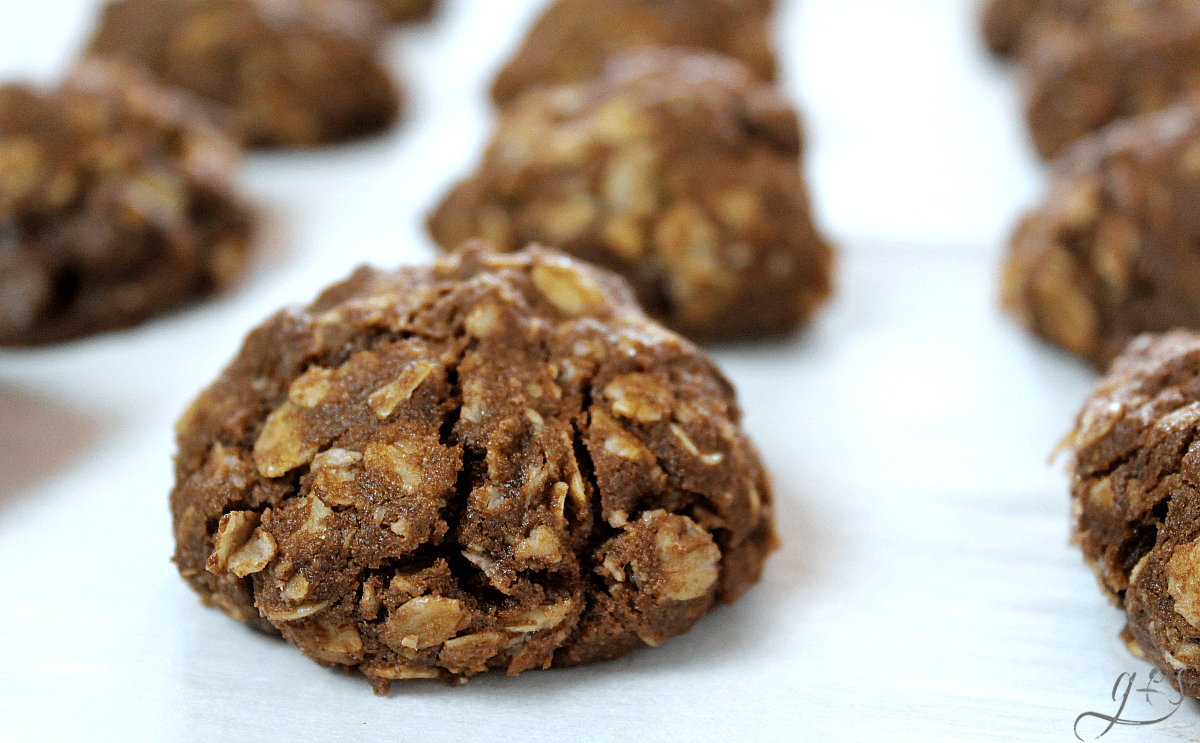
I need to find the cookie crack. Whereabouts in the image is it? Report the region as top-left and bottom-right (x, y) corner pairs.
(1101, 421), (1200, 592)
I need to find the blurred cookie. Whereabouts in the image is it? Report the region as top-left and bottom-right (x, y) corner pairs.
(1066, 330), (1200, 697)
(0, 60), (252, 346)
(490, 0), (776, 107)
(84, 0), (401, 148)
(171, 243), (776, 691)
(980, 0), (1096, 59)
(1015, 0), (1200, 158)
(432, 48), (832, 341)
(1001, 104), (1200, 369)
(375, 0), (436, 23)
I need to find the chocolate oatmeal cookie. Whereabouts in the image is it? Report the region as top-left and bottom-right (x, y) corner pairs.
(171, 243), (777, 691)
(489, 0), (776, 107)
(0, 61), (252, 346)
(1000, 104), (1200, 369)
(430, 48), (832, 341)
(84, 0), (401, 148)
(1015, 0), (1200, 159)
(1065, 330), (1200, 696)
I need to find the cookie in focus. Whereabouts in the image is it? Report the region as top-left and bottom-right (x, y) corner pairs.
(171, 243), (777, 692)
(1066, 330), (1200, 696)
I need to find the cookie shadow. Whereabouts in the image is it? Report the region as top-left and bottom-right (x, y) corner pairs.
(0, 383), (105, 505)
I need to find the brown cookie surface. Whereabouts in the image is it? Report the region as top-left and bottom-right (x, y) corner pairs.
(375, 0), (436, 23)
(1000, 104), (1200, 369)
(490, 0), (776, 107)
(1014, 0), (1200, 159)
(0, 60), (252, 346)
(1067, 330), (1200, 696)
(171, 243), (777, 692)
(84, 0), (401, 148)
(431, 48), (832, 342)
(980, 0), (1097, 59)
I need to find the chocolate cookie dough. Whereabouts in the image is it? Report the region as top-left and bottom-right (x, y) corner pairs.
(84, 0), (401, 148)
(1001, 103), (1200, 369)
(489, 0), (776, 107)
(1065, 330), (1200, 697)
(171, 243), (777, 691)
(430, 48), (832, 341)
(0, 61), (252, 346)
(1016, 0), (1200, 159)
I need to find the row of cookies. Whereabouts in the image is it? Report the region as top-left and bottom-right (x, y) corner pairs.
(987, 0), (1200, 369)
(0, 0), (424, 346)
(983, 0), (1200, 697)
(171, 0), (829, 692)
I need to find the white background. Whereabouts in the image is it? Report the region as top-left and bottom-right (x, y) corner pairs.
(1, 0), (1195, 740)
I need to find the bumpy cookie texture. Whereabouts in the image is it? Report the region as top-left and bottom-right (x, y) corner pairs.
(490, 0), (776, 107)
(84, 0), (401, 148)
(431, 48), (832, 341)
(999, 104), (1200, 369)
(1014, 0), (1200, 159)
(171, 243), (777, 691)
(0, 61), (252, 346)
(1064, 330), (1200, 696)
